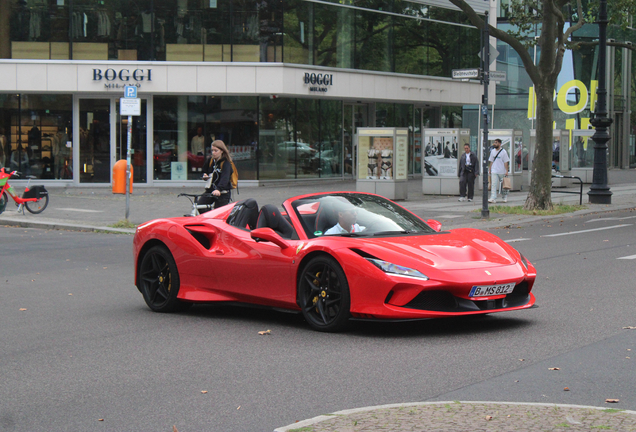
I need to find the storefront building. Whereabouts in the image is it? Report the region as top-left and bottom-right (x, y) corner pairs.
(0, 0), (487, 187)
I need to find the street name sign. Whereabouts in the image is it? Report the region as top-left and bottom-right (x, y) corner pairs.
(489, 70), (507, 82)
(452, 68), (481, 79)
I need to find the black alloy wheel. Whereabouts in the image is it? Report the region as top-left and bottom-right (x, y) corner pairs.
(298, 256), (351, 332)
(139, 245), (189, 312)
(25, 194), (49, 214)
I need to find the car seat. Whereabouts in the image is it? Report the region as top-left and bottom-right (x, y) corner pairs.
(256, 204), (294, 239)
(314, 199), (339, 234)
(226, 198), (259, 230)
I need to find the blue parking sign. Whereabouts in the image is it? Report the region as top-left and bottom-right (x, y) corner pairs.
(124, 86), (137, 98)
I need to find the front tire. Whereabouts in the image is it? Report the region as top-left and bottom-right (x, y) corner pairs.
(298, 256), (351, 332)
(25, 194), (49, 214)
(138, 245), (189, 312)
(0, 192), (8, 214)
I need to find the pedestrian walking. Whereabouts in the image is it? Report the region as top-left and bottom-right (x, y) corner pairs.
(458, 143), (479, 201)
(488, 138), (510, 203)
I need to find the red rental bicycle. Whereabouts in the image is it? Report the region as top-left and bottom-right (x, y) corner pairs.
(0, 168), (49, 215)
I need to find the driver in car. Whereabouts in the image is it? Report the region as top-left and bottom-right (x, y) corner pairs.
(325, 202), (366, 235)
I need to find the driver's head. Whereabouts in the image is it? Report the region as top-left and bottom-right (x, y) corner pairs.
(335, 201), (358, 228)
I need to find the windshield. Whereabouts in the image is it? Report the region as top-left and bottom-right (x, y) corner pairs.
(291, 193), (436, 238)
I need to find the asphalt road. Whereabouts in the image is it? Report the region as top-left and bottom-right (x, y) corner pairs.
(1, 208), (635, 432)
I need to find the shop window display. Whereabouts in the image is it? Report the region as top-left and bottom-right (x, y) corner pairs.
(0, 94), (72, 180)
(154, 96), (257, 182)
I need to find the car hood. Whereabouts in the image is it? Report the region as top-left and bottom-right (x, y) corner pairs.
(351, 228), (517, 270)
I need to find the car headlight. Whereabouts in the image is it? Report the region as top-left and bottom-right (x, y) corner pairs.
(366, 258), (429, 280)
(519, 253), (529, 270)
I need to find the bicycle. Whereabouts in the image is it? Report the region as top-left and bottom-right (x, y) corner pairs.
(178, 192), (214, 217)
(0, 168), (49, 215)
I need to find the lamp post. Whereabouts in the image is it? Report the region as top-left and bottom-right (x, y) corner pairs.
(587, 0), (612, 204)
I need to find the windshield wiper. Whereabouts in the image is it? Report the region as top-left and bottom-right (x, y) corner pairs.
(331, 232), (368, 237)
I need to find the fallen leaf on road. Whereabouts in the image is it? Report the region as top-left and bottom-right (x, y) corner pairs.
(549, 367), (560, 370)
(258, 330), (272, 335)
(564, 387), (570, 391)
(201, 391), (208, 394)
(103, 267), (107, 269)
(19, 308), (27, 311)
(68, 293), (73, 296)
(237, 406), (241, 410)
(519, 359), (525, 361)
(173, 426), (179, 432)
(485, 415), (493, 421)
(623, 326), (636, 330)
(605, 399), (620, 403)
(98, 419), (104, 421)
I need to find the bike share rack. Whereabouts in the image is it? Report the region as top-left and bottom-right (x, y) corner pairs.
(551, 174), (583, 205)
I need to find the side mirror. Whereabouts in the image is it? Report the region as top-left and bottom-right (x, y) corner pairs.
(426, 219), (442, 232)
(250, 227), (290, 249)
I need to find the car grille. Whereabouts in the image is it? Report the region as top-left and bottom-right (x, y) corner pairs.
(401, 282), (531, 312)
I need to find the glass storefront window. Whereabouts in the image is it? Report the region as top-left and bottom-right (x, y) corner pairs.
(0, 94), (73, 180)
(116, 100), (147, 183)
(259, 97), (296, 180)
(154, 95), (257, 181)
(79, 99), (110, 183)
(2, 0), (282, 62)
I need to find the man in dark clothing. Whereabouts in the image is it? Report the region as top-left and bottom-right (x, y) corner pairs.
(458, 143), (479, 202)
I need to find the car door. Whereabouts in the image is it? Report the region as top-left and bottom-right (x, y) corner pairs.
(211, 226), (298, 308)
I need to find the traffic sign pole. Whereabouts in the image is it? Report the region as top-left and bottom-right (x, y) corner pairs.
(122, 86), (139, 220)
(481, 12), (490, 219)
(125, 114), (132, 220)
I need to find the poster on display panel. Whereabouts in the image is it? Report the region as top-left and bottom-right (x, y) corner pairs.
(423, 129), (469, 177)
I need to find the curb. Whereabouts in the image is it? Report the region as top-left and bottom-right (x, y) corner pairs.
(274, 401), (636, 431)
(0, 217), (135, 234)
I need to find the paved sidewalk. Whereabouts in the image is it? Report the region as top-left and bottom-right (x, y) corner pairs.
(1, 169), (635, 233)
(274, 401), (636, 432)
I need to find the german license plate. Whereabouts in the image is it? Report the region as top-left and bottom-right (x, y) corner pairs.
(469, 283), (515, 297)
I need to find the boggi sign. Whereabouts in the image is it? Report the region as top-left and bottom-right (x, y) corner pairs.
(303, 72), (334, 93)
(93, 68), (152, 89)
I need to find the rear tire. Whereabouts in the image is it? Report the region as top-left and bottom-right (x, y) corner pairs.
(0, 192), (8, 215)
(25, 194), (49, 214)
(138, 245), (190, 312)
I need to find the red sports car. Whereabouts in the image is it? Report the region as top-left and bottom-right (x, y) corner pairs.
(133, 192), (536, 332)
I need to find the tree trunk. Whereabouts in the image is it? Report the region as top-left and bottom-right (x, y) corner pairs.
(524, 83), (554, 210)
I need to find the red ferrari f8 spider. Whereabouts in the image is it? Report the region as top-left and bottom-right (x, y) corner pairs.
(133, 192), (536, 331)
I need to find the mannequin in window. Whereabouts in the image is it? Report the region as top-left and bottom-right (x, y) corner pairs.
(10, 143), (30, 175)
(191, 127), (205, 156)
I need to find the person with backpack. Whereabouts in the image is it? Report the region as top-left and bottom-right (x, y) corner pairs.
(200, 140), (235, 210)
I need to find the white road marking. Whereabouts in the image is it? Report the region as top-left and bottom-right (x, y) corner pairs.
(541, 224), (633, 237)
(52, 208), (103, 213)
(505, 238), (532, 243)
(436, 214), (464, 219)
(617, 254), (636, 260)
(585, 215), (636, 223)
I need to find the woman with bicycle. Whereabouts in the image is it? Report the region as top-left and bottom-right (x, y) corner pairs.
(200, 140), (233, 210)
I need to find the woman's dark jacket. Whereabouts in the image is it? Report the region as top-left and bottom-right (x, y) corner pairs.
(203, 156), (233, 192)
